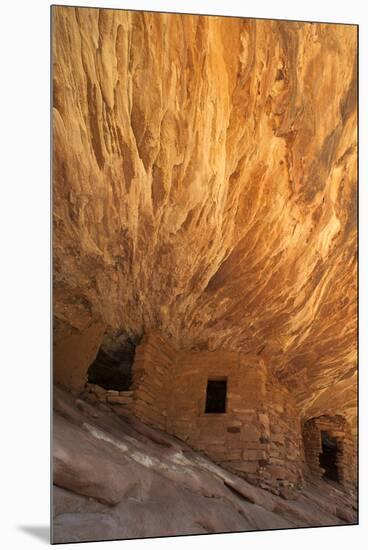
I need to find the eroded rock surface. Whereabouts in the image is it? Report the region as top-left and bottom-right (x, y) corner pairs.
(52, 8), (357, 426)
(52, 387), (357, 543)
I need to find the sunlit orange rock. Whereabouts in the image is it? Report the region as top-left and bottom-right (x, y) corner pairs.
(52, 7), (357, 434)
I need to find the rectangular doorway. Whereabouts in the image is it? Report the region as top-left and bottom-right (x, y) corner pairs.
(205, 378), (227, 413)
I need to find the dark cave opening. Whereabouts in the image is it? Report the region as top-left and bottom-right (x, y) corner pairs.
(319, 431), (339, 482)
(87, 333), (136, 391)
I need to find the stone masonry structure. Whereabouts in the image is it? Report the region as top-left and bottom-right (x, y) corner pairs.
(82, 332), (357, 498)
(302, 415), (356, 486)
(82, 332), (304, 496)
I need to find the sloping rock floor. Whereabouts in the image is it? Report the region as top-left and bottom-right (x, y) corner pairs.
(53, 386), (357, 543)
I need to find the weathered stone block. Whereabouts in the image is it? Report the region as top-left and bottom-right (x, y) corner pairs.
(228, 461), (259, 474)
(241, 425), (261, 442)
(243, 449), (268, 461)
(227, 426), (241, 434)
(107, 395), (133, 405)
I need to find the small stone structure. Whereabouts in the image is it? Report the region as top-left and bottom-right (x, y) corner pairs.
(84, 332), (302, 496)
(82, 332), (356, 498)
(302, 415), (356, 486)
(82, 384), (134, 407)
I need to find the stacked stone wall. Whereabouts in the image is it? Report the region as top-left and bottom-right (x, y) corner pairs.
(81, 333), (360, 497)
(302, 415), (356, 485)
(167, 350), (268, 481)
(81, 383), (134, 413)
(263, 373), (304, 495)
(129, 332), (176, 431)
(128, 333), (304, 496)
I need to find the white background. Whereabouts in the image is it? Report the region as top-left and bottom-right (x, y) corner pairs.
(0, 0), (366, 548)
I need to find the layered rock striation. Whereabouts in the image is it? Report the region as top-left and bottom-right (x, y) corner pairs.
(52, 8), (357, 428)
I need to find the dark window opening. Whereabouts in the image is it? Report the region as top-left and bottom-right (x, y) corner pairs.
(205, 378), (227, 413)
(319, 431), (339, 482)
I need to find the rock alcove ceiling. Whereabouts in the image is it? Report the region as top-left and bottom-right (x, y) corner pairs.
(53, 8), (357, 430)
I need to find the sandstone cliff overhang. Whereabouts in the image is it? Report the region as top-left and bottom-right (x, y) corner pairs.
(52, 7), (357, 431)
